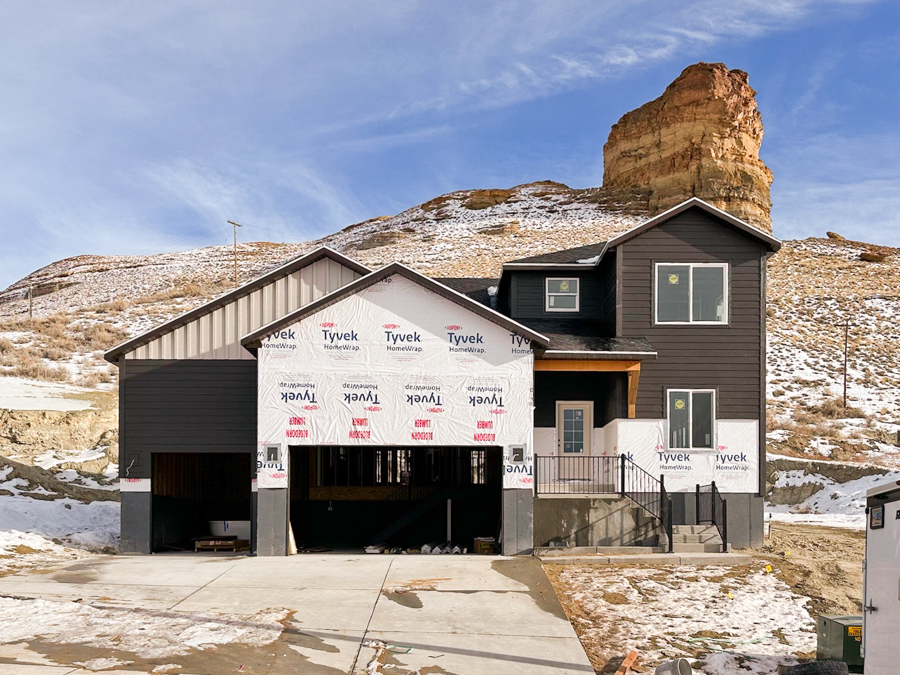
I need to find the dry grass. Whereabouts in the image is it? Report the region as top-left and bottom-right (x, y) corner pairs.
(73, 323), (129, 351)
(10, 360), (70, 382)
(810, 397), (867, 419)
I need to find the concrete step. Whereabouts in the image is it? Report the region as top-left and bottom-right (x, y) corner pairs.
(672, 542), (731, 553)
(672, 533), (721, 544)
(535, 546), (663, 556)
(539, 552), (750, 566)
(673, 524), (720, 535)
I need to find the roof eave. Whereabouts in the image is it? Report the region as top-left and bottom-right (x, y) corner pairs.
(103, 246), (369, 364)
(241, 262), (551, 350)
(539, 349), (657, 361)
(606, 198), (782, 252)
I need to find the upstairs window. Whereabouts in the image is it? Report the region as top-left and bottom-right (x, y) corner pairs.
(668, 390), (715, 449)
(655, 263), (728, 324)
(546, 278), (579, 312)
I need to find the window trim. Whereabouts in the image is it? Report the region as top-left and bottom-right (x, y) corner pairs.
(545, 277), (580, 313)
(666, 388), (717, 450)
(654, 262), (729, 325)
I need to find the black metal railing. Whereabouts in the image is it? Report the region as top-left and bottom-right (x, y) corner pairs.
(534, 455), (619, 495)
(696, 481), (728, 552)
(535, 454), (673, 553)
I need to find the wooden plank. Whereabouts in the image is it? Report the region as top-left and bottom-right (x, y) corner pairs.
(534, 359), (641, 372)
(613, 650), (639, 675)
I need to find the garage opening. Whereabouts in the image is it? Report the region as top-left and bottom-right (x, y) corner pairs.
(151, 452), (252, 552)
(289, 446), (502, 551)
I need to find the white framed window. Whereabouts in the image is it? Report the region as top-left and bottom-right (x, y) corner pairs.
(545, 277), (579, 312)
(655, 263), (728, 324)
(667, 389), (715, 449)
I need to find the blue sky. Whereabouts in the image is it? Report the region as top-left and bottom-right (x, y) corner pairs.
(1, 1), (898, 289)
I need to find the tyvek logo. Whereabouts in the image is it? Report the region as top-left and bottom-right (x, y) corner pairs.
(323, 329), (358, 343)
(509, 334), (529, 348)
(281, 389), (317, 404)
(320, 322), (335, 328)
(445, 325), (462, 330)
(716, 451), (750, 471)
(427, 407), (443, 413)
(383, 323), (399, 329)
(365, 406), (382, 412)
(490, 408), (506, 415)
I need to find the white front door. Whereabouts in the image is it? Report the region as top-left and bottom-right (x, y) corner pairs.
(557, 402), (592, 480)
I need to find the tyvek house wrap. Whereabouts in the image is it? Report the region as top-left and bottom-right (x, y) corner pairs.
(257, 275), (535, 489)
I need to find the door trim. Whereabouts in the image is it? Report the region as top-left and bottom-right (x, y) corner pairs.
(556, 401), (593, 456)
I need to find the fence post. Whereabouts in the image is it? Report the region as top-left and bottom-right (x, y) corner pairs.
(619, 454), (626, 498)
(695, 484), (700, 523)
(711, 481), (717, 525)
(667, 498), (674, 554)
(721, 500), (728, 553)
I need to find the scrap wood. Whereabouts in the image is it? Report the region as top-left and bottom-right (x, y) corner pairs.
(613, 650), (639, 675)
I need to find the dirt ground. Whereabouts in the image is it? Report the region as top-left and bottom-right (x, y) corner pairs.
(545, 522), (865, 674)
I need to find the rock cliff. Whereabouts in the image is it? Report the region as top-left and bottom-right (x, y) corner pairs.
(603, 62), (773, 232)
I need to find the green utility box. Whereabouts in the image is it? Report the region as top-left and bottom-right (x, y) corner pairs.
(816, 615), (864, 673)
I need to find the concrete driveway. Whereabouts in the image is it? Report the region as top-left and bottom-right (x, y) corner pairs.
(0, 553), (594, 674)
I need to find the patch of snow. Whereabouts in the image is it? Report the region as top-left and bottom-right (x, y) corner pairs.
(54, 468), (118, 491)
(0, 597), (287, 658)
(74, 657), (133, 671)
(576, 254), (600, 264)
(35, 448), (108, 470)
(0, 377), (93, 411)
(561, 564), (815, 673)
(772, 470), (829, 489)
(0, 489), (119, 549)
(766, 512), (866, 530)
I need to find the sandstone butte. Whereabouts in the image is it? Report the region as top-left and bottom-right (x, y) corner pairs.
(603, 62), (774, 232)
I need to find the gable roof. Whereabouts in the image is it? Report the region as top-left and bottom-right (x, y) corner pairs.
(104, 246), (370, 362)
(499, 198), (781, 273)
(241, 262), (550, 350)
(503, 242), (608, 268)
(606, 198), (781, 252)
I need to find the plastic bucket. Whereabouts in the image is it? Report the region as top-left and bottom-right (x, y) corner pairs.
(655, 659), (692, 675)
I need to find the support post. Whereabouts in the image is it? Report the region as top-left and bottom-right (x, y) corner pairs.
(695, 483), (700, 521)
(721, 500), (728, 553)
(619, 453), (626, 498)
(711, 481), (717, 525)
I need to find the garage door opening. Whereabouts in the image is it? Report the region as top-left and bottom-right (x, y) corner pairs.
(151, 453), (252, 552)
(289, 446), (502, 551)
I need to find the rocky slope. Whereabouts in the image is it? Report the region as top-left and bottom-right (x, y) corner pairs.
(0, 61), (897, 477)
(604, 62), (773, 231)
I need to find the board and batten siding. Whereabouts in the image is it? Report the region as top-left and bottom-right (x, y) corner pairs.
(119, 360), (258, 479)
(616, 210), (766, 421)
(126, 257), (361, 360)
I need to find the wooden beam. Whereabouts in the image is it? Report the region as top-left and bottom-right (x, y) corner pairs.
(534, 359), (640, 372)
(627, 368), (641, 419)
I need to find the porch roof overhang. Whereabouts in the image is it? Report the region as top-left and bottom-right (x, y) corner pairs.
(533, 351), (652, 420)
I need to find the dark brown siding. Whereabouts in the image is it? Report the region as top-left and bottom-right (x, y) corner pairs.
(534, 372), (627, 428)
(617, 210), (764, 421)
(510, 271), (604, 320)
(598, 252), (617, 335)
(120, 360), (257, 478)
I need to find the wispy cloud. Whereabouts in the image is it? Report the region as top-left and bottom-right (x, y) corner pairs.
(0, 0), (889, 288)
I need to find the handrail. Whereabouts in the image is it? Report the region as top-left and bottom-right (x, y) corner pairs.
(696, 481), (728, 552)
(533, 454), (674, 553)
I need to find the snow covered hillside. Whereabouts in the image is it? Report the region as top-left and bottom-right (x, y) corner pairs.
(0, 181), (898, 479)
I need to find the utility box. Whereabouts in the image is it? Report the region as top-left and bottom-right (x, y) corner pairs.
(816, 615), (863, 673)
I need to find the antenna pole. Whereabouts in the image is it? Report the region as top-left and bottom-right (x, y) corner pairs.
(228, 221), (243, 288)
(843, 318), (849, 409)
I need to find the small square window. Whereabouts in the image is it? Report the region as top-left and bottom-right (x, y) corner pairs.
(546, 278), (579, 312)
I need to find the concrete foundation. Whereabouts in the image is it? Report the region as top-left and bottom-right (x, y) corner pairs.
(501, 489), (534, 555)
(256, 488), (289, 556)
(533, 496), (660, 548)
(120, 492), (151, 554)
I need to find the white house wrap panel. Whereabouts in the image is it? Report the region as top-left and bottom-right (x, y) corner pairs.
(257, 275), (535, 490)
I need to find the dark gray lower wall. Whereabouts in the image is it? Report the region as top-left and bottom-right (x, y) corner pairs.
(501, 489), (533, 555)
(257, 488), (289, 556)
(670, 492), (763, 548)
(120, 492), (151, 554)
(533, 496), (660, 547)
